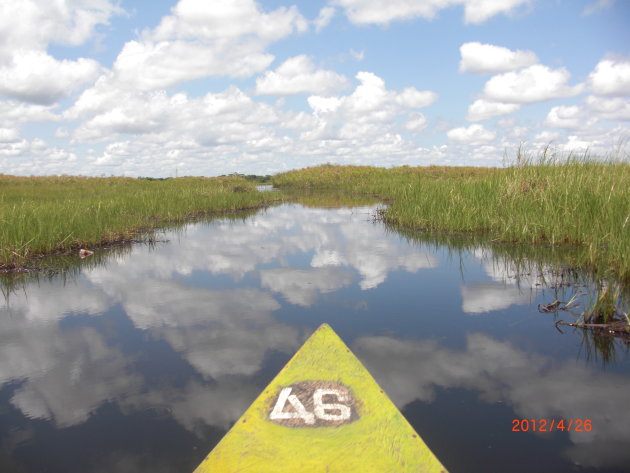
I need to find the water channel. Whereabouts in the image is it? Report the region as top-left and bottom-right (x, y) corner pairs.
(1, 202), (629, 472)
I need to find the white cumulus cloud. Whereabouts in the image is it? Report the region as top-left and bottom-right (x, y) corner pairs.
(0, 0), (122, 52)
(0, 127), (20, 143)
(588, 58), (630, 96)
(151, 0), (307, 42)
(333, 0), (532, 25)
(459, 42), (538, 74)
(68, 80), (279, 144)
(332, 0), (449, 24)
(307, 96), (343, 115)
(483, 65), (584, 104)
(314, 6), (336, 32)
(585, 95), (630, 121)
(545, 105), (584, 129)
(0, 51), (101, 105)
(255, 55), (350, 96)
(405, 114), (428, 132)
(0, 0), (120, 104)
(0, 101), (59, 126)
(114, 40), (274, 91)
(395, 87), (438, 108)
(467, 99), (521, 121)
(462, 0), (532, 24)
(304, 71), (437, 145)
(27, 67), (447, 175)
(447, 124), (496, 144)
(534, 130), (560, 143)
(112, 0), (308, 91)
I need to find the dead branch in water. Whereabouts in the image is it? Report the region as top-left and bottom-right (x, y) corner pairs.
(555, 320), (630, 338)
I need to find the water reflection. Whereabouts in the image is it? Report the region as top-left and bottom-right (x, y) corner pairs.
(260, 268), (354, 306)
(460, 249), (545, 314)
(1, 203), (629, 473)
(2, 316), (139, 427)
(461, 282), (532, 314)
(354, 333), (630, 469)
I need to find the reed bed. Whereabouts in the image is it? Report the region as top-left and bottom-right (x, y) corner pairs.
(0, 175), (277, 270)
(273, 157), (630, 286)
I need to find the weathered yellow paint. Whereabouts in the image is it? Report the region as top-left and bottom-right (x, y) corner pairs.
(193, 323), (448, 472)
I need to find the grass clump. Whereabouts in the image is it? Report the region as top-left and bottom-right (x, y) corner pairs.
(273, 154), (630, 286)
(0, 175), (278, 270)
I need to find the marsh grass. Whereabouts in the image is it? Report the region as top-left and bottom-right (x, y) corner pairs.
(389, 222), (630, 362)
(581, 282), (629, 324)
(273, 155), (630, 286)
(571, 288), (630, 364)
(0, 175), (278, 270)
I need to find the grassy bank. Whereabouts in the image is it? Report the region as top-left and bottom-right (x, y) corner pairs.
(0, 175), (278, 270)
(273, 159), (630, 286)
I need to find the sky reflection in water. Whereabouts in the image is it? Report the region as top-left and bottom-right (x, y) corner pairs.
(1, 204), (629, 473)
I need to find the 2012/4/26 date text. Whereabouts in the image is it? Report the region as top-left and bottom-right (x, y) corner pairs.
(512, 419), (592, 432)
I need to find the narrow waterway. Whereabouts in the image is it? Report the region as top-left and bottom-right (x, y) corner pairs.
(1, 203), (628, 472)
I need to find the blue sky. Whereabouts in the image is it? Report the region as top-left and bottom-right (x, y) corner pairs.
(0, 0), (629, 177)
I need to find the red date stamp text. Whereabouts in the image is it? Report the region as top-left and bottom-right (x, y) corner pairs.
(512, 419), (592, 432)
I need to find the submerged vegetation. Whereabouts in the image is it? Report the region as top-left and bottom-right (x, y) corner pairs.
(0, 174), (279, 271)
(390, 220), (629, 361)
(273, 154), (630, 287)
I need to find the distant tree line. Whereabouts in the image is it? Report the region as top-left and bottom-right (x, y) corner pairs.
(223, 173), (272, 183)
(137, 174), (272, 183)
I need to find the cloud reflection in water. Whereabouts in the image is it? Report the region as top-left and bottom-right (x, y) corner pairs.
(354, 333), (630, 468)
(1, 203), (627, 471)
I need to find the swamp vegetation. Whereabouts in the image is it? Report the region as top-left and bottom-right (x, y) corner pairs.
(0, 174), (279, 271)
(272, 156), (630, 337)
(273, 157), (630, 288)
(1, 155), (628, 336)
(1, 159), (630, 472)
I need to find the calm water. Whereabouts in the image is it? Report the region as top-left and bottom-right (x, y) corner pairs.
(1, 203), (629, 473)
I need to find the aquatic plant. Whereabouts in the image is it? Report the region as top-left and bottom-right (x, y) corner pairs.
(0, 175), (279, 270)
(273, 152), (630, 287)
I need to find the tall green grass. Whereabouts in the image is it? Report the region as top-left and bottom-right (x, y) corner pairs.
(273, 157), (630, 286)
(0, 175), (278, 269)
